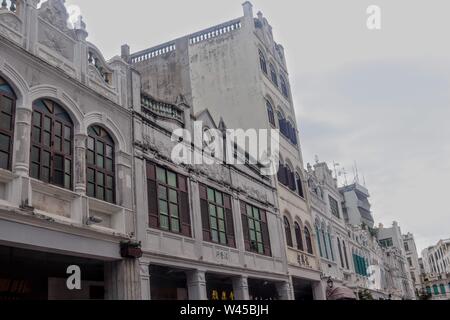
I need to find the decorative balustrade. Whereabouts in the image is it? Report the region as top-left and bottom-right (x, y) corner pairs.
(131, 43), (176, 64)
(141, 94), (184, 124)
(88, 50), (112, 85)
(1, 0), (17, 12)
(189, 19), (242, 45)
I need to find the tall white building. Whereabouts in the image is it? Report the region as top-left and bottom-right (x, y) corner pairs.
(420, 239), (450, 300)
(403, 233), (422, 296)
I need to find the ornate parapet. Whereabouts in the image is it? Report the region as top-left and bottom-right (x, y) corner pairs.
(141, 93), (184, 125)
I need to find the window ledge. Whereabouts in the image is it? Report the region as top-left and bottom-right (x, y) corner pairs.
(278, 183), (305, 200)
(30, 179), (80, 201)
(0, 169), (15, 183)
(88, 197), (125, 215)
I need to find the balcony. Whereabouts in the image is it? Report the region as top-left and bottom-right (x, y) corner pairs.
(141, 94), (184, 125)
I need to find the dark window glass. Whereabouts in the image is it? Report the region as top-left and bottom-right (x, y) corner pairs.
(329, 196), (340, 218)
(266, 100), (275, 126)
(284, 217), (293, 247)
(259, 50), (267, 74)
(86, 125), (115, 204)
(0, 77), (16, 171)
(30, 99), (73, 189)
(295, 222), (304, 251)
(305, 227), (313, 254)
(280, 76), (289, 98)
(270, 64), (278, 86)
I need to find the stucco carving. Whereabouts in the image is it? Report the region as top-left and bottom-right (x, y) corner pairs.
(0, 12), (21, 32)
(38, 21), (74, 61)
(38, 0), (73, 36)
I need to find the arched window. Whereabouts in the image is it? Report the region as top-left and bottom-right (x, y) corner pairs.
(259, 50), (267, 75)
(322, 227), (329, 259)
(426, 286), (431, 295)
(277, 111), (286, 136)
(342, 240), (350, 269)
(439, 284), (446, 295)
(296, 173), (304, 198)
(328, 232), (335, 261)
(86, 125), (115, 203)
(285, 164), (296, 191)
(433, 284), (439, 295)
(295, 222), (304, 251)
(280, 75), (289, 98)
(266, 99), (275, 126)
(269, 64), (278, 86)
(315, 224), (323, 257)
(30, 99), (73, 189)
(288, 121), (298, 145)
(0, 76), (16, 171)
(304, 226), (313, 255)
(284, 216), (293, 247)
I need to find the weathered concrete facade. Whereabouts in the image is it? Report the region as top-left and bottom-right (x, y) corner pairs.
(0, 0), (140, 299)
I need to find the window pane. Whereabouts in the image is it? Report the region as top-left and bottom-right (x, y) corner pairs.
(160, 215), (169, 230)
(64, 126), (71, 139)
(97, 172), (104, 186)
(171, 218), (180, 232)
(96, 186), (104, 200)
(159, 200), (168, 214)
(54, 170), (64, 186)
(0, 151), (8, 169)
(106, 175), (113, 188)
(41, 167), (50, 182)
(207, 188), (215, 201)
(32, 127), (41, 143)
(43, 151), (51, 167)
(0, 96), (12, 114)
(256, 231), (262, 242)
(106, 145), (113, 158)
(158, 186), (167, 200)
(87, 137), (95, 150)
(250, 230), (256, 241)
(30, 163), (39, 179)
(87, 168), (95, 183)
(210, 216), (217, 230)
(257, 243), (264, 254)
(96, 141), (104, 155)
(167, 171), (177, 187)
(54, 137), (61, 152)
(255, 223), (261, 232)
(64, 174), (71, 189)
(248, 219), (255, 230)
(106, 190), (114, 203)
(54, 155), (63, 170)
(209, 204), (216, 217)
(246, 205), (252, 216)
(252, 207), (259, 219)
(65, 159), (71, 174)
(218, 220), (225, 232)
(0, 133), (9, 152)
(64, 140), (71, 155)
(54, 122), (62, 136)
(217, 207), (224, 219)
(96, 155), (104, 168)
(219, 232), (227, 244)
(31, 146), (40, 162)
(105, 158), (113, 172)
(169, 189), (177, 203)
(211, 230), (219, 243)
(43, 132), (51, 147)
(87, 150), (94, 165)
(170, 203), (179, 217)
(43, 117), (51, 131)
(0, 113), (11, 131)
(156, 167), (166, 183)
(215, 191), (223, 205)
(87, 182), (95, 197)
(32, 112), (41, 126)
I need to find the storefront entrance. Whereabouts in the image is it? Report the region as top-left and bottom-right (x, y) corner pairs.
(248, 278), (279, 300)
(149, 265), (188, 300)
(292, 277), (314, 301)
(0, 245), (104, 300)
(206, 273), (234, 300)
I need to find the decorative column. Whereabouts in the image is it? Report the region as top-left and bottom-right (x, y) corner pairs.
(74, 133), (87, 193)
(139, 261), (151, 300)
(104, 258), (141, 300)
(13, 107), (32, 176)
(276, 281), (293, 300)
(232, 276), (250, 300)
(312, 281), (326, 300)
(187, 270), (207, 300)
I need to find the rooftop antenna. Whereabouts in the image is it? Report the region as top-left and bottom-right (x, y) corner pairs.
(363, 173), (367, 187)
(339, 167), (348, 186)
(354, 161), (360, 184)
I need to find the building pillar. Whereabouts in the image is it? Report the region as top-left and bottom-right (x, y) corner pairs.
(13, 107), (32, 177)
(74, 133), (87, 193)
(139, 261), (151, 300)
(276, 281), (294, 300)
(232, 276), (250, 300)
(187, 270), (207, 300)
(104, 258), (141, 300)
(312, 281), (326, 300)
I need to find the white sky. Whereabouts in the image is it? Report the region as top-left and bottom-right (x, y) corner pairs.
(63, 0), (450, 253)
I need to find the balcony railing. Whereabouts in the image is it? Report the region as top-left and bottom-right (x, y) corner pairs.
(141, 94), (184, 125)
(1, 0), (17, 12)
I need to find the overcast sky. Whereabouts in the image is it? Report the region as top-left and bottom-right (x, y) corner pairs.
(62, 0), (450, 253)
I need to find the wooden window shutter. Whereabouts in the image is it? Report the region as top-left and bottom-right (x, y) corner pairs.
(146, 162), (159, 228)
(199, 184), (211, 241)
(224, 194), (235, 248)
(261, 211), (272, 256)
(240, 201), (251, 251)
(178, 174), (191, 237)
